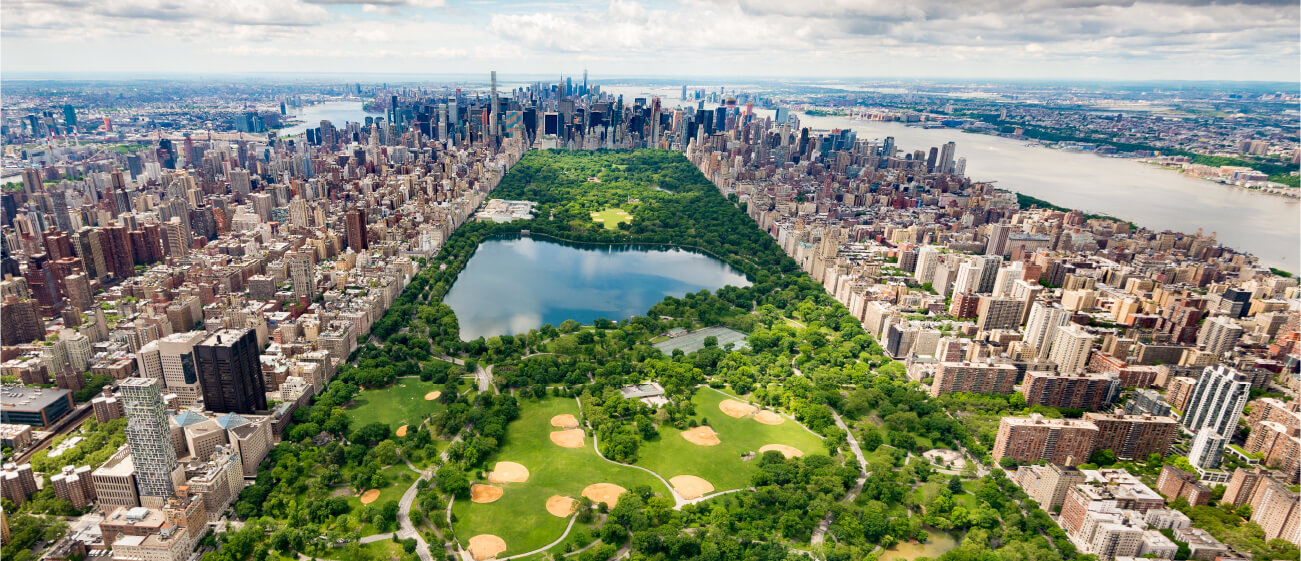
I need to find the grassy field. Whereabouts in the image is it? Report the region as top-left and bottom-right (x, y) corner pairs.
(451, 397), (669, 557)
(589, 208), (632, 229)
(344, 378), (452, 432)
(634, 387), (827, 493)
(346, 463), (419, 512)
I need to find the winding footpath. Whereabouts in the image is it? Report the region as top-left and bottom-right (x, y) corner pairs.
(579, 396), (687, 507)
(810, 410), (868, 547)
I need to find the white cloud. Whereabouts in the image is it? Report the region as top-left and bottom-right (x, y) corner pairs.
(0, 0), (1296, 79)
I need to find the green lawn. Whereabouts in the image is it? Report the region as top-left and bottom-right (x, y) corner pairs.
(313, 539), (415, 561)
(634, 387), (827, 493)
(344, 378), (452, 432)
(346, 464), (419, 512)
(589, 208), (632, 230)
(452, 397), (670, 557)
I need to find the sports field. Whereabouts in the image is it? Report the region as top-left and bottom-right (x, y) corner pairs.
(451, 397), (669, 558)
(633, 387), (827, 493)
(344, 378), (455, 432)
(652, 326), (749, 355)
(345, 463), (419, 511)
(589, 208), (632, 229)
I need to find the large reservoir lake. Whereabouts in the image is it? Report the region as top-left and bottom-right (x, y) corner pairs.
(444, 236), (751, 340)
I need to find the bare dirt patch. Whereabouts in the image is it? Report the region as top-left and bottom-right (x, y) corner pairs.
(669, 475), (715, 500)
(424, 391), (441, 401)
(549, 428), (585, 448)
(923, 449), (967, 471)
(468, 534), (507, 560)
(545, 495), (578, 517)
(470, 484), (504, 503)
(719, 399), (758, 418)
(358, 489), (381, 505)
(759, 444), (804, 459)
(396, 424), (409, 437)
(486, 461), (530, 483)
(753, 410), (785, 425)
(550, 414), (579, 429)
(680, 426), (721, 446)
(582, 483), (627, 508)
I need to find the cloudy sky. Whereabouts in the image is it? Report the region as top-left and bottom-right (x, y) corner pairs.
(2, 0), (1297, 81)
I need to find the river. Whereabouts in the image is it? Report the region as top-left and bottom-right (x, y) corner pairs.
(277, 100), (382, 136)
(793, 113), (1299, 271)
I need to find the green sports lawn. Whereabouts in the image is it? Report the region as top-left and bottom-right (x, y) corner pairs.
(451, 397), (670, 557)
(589, 208), (632, 229)
(344, 378), (452, 432)
(346, 463), (419, 512)
(634, 387), (828, 493)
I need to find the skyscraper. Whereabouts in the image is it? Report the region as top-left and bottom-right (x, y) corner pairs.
(1180, 365), (1251, 437)
(344, 208), (368, 251)
(938, 141), (956, 173)
(159, 331), (206, 408)
(195, 328), (266, 414)
(285, 250), (315, 300)
(119, 378), (179, 505)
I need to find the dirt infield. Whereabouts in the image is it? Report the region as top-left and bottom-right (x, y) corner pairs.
(468, 534), (507, 560)
(545, 495), (578, 517)
(550, 414), (579, 428)
(358, 489), (381, 505)
(470, 484), (504, 503)
(680, 426), (721, 446)
(549, 428), (585, 448)
(424, 391), (441, 401)
(396, 424), (409, 437)
(759, 444), (804, 459)
(719, 399), (758, 418)
(581, 483), (627, 508)
(753, 410), (785, 425)
(486, 461), (530, 483)
(669, 475), (715, 500)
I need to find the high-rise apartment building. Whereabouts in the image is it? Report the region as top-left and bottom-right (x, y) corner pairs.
(120, 378), (180, 505)
(1180, 365), (1251, 437)
(1196, 316), (1243, 358)
(159, 331), (206, 408)
(1188, 428), (1227, 471)
(195, 328), (266, 414)
(930, 361), (1018, 397)
(1083, 412), (1178, 460)
(1022, 370), (1118, 410)
(344, 208), (368, 251)
(993, 414), (1099, 466)
(1156, 465), (1212, 506)
(285, 250), (315, 300)
(1049, 324), (1095, 374)
(50, 465), (97, 509)
(976, 296), (1024, 331)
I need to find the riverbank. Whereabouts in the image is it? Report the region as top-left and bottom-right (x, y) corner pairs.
(793, 112), (1299, 271)
(1010, 191), (1295, 277)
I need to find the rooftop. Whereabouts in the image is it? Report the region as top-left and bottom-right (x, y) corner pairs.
(0, 386), (71, 411)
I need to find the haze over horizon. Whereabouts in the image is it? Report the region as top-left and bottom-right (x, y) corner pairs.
(3, 0), (1299, 82)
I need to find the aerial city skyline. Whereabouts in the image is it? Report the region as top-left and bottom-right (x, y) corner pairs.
(0, 2), (1299, 561)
